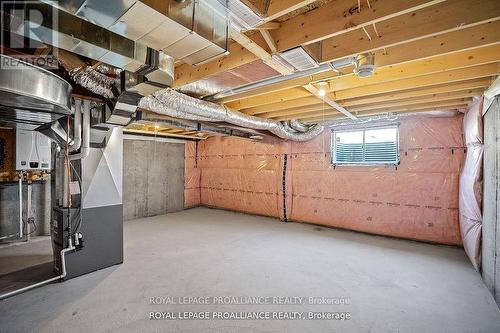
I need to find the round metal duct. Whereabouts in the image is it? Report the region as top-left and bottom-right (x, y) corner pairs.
(0, 54), (72, 127)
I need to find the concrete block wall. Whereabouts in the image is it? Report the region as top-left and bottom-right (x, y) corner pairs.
(483, 96), (500, 306)
(123, 136), (185, 220)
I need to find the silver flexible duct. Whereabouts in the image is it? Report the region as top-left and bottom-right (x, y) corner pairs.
(69, 67), (118, 99)
(138, 95), (220, 122)
(139, 88), (324, 141)
(289, 119), (310, 133)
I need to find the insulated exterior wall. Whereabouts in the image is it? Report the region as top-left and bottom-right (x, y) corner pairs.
(194, 115), (465, 245)
(185, 141), (201, 208)
(459, 99), (484, 269)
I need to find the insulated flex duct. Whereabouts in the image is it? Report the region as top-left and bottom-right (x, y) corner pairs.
(138, 88), (324, 141)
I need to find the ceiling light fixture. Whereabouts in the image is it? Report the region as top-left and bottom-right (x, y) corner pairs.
(317, 81), (328, 97)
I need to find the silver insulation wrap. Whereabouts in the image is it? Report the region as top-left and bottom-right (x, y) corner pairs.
(289, 119), (310, 132)
(69, 67), (118, 99)
(139, 88), (325, 141)
(138, 94), (218, 122)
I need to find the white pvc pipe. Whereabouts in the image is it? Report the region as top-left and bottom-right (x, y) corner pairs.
(69, 99), (90, 161)
(18, 174), (22, 238)
(26, 182), (32, 242)
(69, 98), (82, 152)
(0, 244), (75, 300)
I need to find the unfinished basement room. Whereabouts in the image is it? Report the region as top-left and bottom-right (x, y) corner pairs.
(1, 0), (500, 332)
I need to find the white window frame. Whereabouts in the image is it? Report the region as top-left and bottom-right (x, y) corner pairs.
(331, 125), (400, 166)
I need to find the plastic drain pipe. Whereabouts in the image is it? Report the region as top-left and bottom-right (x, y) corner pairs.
(18, 172), (23, 238)
(0, 242), (75, 300)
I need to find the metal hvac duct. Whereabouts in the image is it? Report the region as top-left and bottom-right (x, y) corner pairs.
(3, 1), (174, 91)
(139, 88), (324, 141)
(0, 54), (73, 129)
(40, 0), (229, 66)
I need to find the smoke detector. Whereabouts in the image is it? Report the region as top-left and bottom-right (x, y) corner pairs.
(353, 53), (376, 78)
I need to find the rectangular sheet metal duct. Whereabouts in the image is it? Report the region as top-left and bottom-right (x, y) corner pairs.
(41, 0), (229, 66)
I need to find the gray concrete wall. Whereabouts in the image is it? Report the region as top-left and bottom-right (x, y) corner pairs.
(123, 136), (185, 220)
(483, 96), (500, 306)
(0, 180), (51, 240)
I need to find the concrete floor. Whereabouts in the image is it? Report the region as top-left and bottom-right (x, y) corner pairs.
(0, 236), (54, 294)
(0, 207), (499, 333)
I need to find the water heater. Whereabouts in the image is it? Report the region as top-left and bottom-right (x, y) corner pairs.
(16, 129), (51, 171)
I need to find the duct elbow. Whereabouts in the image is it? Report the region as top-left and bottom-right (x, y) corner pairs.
(69, 98), (82, 152)
(69, 99), (91, 161)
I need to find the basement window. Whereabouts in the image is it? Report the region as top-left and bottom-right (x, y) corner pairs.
(331, 126), (400, 166)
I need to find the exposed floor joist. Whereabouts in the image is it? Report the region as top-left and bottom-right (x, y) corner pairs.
(223, 20), (500, 109)
(266, 89), (484, 120)
(272, 0), (445, 52)
(318, 0), (500, 63)
(241, 79), (491, 117)
(220, 44), (500, 106)
(173, 0), (448, 87)
(301, 102), (470, 123)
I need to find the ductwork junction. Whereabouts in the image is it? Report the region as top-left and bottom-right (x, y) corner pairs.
(139, 88), (324, 141)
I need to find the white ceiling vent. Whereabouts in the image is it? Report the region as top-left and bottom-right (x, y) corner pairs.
(278, 47), (319, 71)
(223, 0), (263, 31)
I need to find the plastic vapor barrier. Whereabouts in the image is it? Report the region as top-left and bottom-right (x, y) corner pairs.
(184, 141), (201, 208)
(459, 98), (484, 270)
(185, 114), (465, 245)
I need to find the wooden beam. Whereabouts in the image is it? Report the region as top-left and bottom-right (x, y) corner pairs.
(253, 22), (281, 30)
(245, 79), (491, 116)
(241, 0), (267, 16)
(173, 41), (257, 87)
(265, 89), (483, 119)
(319, 0), (500, 63)
(243, 96), (320, 115)
(229, 29), (293, 75)
(298, 100), (471, 122)
(225, 87), (312, 110)
(260, 30), (278, 53)
(174, 0), (444, 87)
(303, 84), (357, 120)
(266, 0), (316, 21)
(372, 20), (500, 68)
(302, 105), (468, 123)
(327, 44), (500, 92)
(224, 21), (500, 108)
(239, 45), (500, 114)
(220, 45), (500, 104)
(175, 4), (500, 89)
(272, 0), (443, 52)
(339, 79), (492, 107)
(332, 63), (500, 100)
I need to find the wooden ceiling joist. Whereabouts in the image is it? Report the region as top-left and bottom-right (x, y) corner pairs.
(173, 0), (445, 87)
(338, 80), (492, 107)
(332, 63), (500, 100)
(302, 105), (468, 123)
(218, 30), (500, 105)
(272, 0), (444, 52)
(298, 100), (471, 122)
(173, 41), (258, 87)
(265, 0), (316, 22)
(245, 79), (491, 117)
(319, 0), (500, 63)
(328, 44), (500, 92)
(265, 89), (484, 120)
(236, 45), (500, 115)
